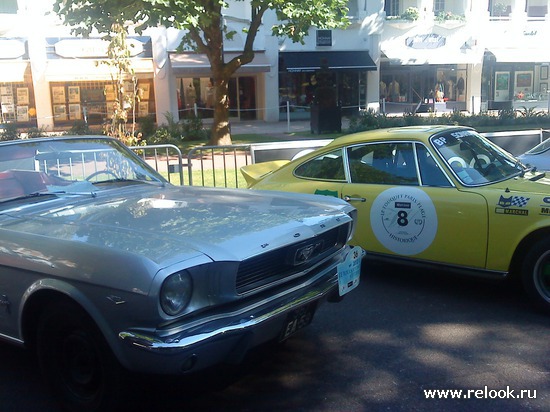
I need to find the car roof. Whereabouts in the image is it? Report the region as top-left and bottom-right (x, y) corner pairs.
(324, 125), (471, 148)
(0, 135), (117, 147)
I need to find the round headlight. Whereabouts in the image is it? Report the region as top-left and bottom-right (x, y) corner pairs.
(160, 271), (193, 316)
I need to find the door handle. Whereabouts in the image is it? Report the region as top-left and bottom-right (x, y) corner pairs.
(343, 195), (366, 202)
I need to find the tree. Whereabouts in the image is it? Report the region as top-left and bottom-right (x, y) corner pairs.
(54, 0), (350, 145)
(101, 22), (140, 146)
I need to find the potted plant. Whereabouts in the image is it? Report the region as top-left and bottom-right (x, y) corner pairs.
(386, 7), (419, 29)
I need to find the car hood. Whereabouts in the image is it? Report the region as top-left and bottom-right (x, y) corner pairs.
(0, 184), (353, 268)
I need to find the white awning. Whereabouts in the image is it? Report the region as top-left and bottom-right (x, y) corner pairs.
(381, 33), (483, 65)
(170, 52), (271, 77)
(0, 61), (29, 82)
(43, 59), (154, 81)
(488, 48), (550, 63)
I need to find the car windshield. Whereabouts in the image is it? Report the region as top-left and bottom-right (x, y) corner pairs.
(0, 137), (165, 203)
(524, 137), (550, 155)
(430, 129), (523, 186)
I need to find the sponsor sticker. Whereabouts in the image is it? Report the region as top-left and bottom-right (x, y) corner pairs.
(495, 195), (530, 216)
(370, 187), (437, 255)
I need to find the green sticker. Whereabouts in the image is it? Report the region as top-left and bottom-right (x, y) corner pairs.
(314, 189), (339, 198)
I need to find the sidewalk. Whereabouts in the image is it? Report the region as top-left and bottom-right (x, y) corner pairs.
(205, 118), (351, 139)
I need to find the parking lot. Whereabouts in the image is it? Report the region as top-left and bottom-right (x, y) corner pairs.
(1, 261), (548, 411)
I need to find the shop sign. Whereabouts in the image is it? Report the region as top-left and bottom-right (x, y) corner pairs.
(54, 38), (144, 58)
(316, 30), (332, 47)
(0, 39), (27, 59)
(405, 34), (446, 49)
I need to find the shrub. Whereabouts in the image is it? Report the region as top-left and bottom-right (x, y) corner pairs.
(26, 126), (49, 138)
(68, 120), (93, 135)
(401, 7), (419, 21)
(181, 116), (209, 141)
(0, 123), (20, 141)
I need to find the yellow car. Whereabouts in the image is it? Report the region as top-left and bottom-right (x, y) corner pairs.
(242, 125), (550, 312)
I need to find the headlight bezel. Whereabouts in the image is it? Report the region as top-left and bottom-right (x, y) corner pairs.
(160, 271), (193, 316)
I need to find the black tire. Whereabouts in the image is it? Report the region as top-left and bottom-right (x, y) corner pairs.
(521, 239), (550, 313)
(36, 302), (127, 412)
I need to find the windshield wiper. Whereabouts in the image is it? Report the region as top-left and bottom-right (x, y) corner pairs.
(91, 178), (165, 187)
(0, 191), (58, 204)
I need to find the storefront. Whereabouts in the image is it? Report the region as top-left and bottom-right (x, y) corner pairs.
(169, 52), (270, 121)
(278, 50), (376, 120)
(380, 24), (483, 114)
(379, 62), (469, 113)
(480, 21), (550, 111)
(41, 37), (155, 129)
(0, 38), (37, 127)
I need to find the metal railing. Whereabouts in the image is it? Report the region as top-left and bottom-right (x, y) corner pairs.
(133, 131), (549, 188)
(129, 144), (185, 185)
(186, 144), (252, 188)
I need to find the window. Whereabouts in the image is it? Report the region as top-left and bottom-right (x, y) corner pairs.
(434, 0), (445, 14)
(416, 144), (452, 187)
(346, 143), (419, 185)
(489, 0), (511, 17)
(384, 0), (400, 17)
(347, 0), (359, 17)
(294, 149), (346, 181)
(0, 0), (18, 13)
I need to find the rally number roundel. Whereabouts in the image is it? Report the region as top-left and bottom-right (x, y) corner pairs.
(370, 187), (438, 255)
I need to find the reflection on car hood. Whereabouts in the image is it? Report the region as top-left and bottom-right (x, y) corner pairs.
(1, 184), (352, 267)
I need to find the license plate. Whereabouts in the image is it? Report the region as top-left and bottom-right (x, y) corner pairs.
(279, 302), (317, 341)
(337, 246), (364, 296)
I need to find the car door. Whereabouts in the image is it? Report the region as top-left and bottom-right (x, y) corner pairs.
(342, 141), (489, 269)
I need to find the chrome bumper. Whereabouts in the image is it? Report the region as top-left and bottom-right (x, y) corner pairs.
(118, 247), (349, 374)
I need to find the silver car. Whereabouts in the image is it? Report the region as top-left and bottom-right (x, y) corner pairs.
(0, 136), (361, 411)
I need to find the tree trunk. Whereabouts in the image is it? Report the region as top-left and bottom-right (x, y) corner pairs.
(209, 75), (232, 146)
(209, 66), (232, 146)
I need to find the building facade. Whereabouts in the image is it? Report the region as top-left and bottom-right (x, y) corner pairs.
(0, 0), (549, 132)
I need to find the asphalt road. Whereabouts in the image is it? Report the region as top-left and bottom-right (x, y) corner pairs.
(1, 261), (549, 411)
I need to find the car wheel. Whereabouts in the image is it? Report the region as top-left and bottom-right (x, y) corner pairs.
(36, 302), (126, 412)
(521, 239), (550, 312)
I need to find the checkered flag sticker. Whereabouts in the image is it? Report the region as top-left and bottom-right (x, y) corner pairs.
(511, 196), (529, 207)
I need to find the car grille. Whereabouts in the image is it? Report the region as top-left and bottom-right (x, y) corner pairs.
(235, 223), (350, 295)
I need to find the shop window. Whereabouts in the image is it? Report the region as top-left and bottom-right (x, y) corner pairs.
(0, 0), (18, 13)
(434, 0), (445, 14)
(50, 79), (154, 127)
(489, 0), (511, 17)
(0, 68), (36, 126)
(527, 3), (548, 17)
(384, 0), (400, 17)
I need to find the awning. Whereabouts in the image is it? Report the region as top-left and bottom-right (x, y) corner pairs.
(0, 61), (29, 82)
(381, 33), (483, 65)
(43, 59), (154, 81)
(487, 48), (550, 63)
(170, 52), (271, 77)
(279, 51), (376, 72)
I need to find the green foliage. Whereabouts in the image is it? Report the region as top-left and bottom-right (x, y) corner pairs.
(137, 115), (157, 138)
(400, 7), (419, 21)
(68, 120), (92, 135)
(182, 116), (210, 141)
(54, 0), (350, 144)
(0, 123), (19, 141)
(349, 109), (550, 134)
(516, 106), (546, 118)
(146, 112), (208, 145)
(435, 12), (465, 22)
(26, 126), (50, 138)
